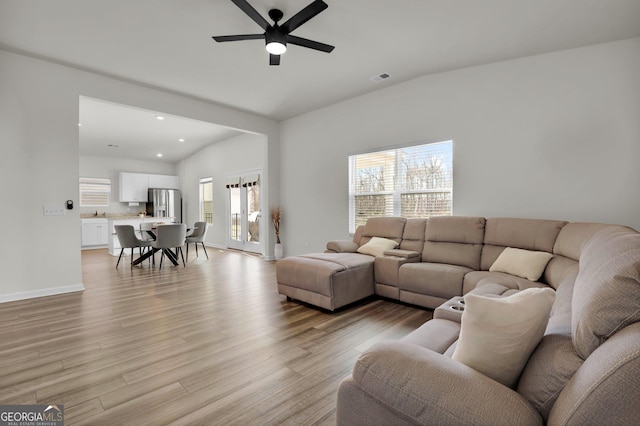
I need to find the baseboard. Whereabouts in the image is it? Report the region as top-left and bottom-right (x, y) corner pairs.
(200, 242), (273, 261)
(0, 284), (85, 304)
(204, 242), (226, 250)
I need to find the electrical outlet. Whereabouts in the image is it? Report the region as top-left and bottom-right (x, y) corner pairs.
(43, 205), (65, 216)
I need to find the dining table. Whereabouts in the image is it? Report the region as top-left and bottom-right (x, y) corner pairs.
(131, 225), (191, 267)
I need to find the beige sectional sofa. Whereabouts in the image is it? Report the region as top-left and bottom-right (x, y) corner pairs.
(277, 216), (571, 311)
(276, 216), (640, 424)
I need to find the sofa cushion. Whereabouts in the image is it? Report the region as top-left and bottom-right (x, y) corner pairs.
(463, 271), (549, 295)
(572, 226), (640, 359)
(545, 273), (576, 336)
(452, 287), (556, 388)
(481, 218), (567, 270)
(358, 216), (406, 246)
(541, 255), (578, 290)
(517, 334), (583, 420)
(467, 281), (519, 297)
(489, 247), (553, 281)
(422, 241), (483, 270)
(425, 216), (486, 244)
(422, 216), (485, 269)
(401, 318), (460, 355)
(542, 222), (613, 290)
(553, 222), (615, 261)
(326, 240), (359, 253)
(398, 218), (427, 253)
(357, 237), (399, 257)
(399, 262), (472, 300)
(276, 253), (374, 296)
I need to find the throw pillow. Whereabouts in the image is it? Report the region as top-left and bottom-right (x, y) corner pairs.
(489, 247), (554, 281)
(357, 237), (399, 257)
(452, 287), (556, 388)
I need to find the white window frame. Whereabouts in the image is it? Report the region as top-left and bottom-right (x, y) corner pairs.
(199, 177), (213, 224)
(348, 140), (453, 233)
(79, 177), (111, 207)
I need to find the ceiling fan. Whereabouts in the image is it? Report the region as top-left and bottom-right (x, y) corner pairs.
(212, 0), (335, 65)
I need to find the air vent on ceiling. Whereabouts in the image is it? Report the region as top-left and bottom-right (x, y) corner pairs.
(370, 73), (391, 83)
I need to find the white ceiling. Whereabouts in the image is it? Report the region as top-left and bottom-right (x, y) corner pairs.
(78, 97), (244, 162)
(2, 0), (640, 161)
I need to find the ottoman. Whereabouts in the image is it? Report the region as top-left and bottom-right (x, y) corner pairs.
(276, 253), (375, 311)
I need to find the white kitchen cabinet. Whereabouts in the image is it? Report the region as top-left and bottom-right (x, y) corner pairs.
(119, 172), (148, 202)
(81, 218), (109, 247)
(148, 174), (179, 189)
(119, 173), (179, 202)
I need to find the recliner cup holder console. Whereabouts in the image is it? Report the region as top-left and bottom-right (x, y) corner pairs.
(433, 296), (466, 322)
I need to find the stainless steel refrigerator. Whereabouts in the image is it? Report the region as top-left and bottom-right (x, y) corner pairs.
(146, 188), (182, 223)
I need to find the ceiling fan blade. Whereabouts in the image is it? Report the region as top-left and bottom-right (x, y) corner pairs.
(287, 35), (334, 53)
(212, 34), (264, 42)
(230, 0), (270, 30)
(269, 54), (281, 66)
(282, 0), (328, 33)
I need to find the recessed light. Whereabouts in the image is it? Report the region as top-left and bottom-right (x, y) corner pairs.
(157, 153), (163, 157)
(78, 123), (82, 127)
(178, 138), (185, 142)
(156, 115), (165, 120)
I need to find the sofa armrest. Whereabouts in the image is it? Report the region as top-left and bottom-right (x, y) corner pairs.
(374, 253), (420, 286)
(350, 341), (543, 426)
(326, 240), (359, 253)
(382, 249), (420, 259)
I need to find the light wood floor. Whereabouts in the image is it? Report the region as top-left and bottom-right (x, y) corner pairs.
(0, 248), (432, 425)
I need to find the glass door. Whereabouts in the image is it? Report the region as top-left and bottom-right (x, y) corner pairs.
(228, 185), (242, 249)
(226, 172), (262, 254)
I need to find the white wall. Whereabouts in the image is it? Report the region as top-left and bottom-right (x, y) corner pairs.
(176, 133), (266, 249)
(0, 48), (278, 303)
(79, 155), (176, 215)
(279, 37), (640, 256)
(3, 35), (639, 301)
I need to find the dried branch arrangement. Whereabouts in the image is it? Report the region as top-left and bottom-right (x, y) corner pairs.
(271, 205), (282, 244)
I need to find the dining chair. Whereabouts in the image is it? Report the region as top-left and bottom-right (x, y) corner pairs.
(150, 223), (187, 270)
(186, 221), (209, 260)
(114, 225), (152, 269)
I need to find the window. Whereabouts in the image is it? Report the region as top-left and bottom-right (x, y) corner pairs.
(348, 140), (453, 233)
(79, 177), (111, 207)
(199, 177), (213, 224)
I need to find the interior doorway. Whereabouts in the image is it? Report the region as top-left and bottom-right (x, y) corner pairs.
(226, 171), (262, 254)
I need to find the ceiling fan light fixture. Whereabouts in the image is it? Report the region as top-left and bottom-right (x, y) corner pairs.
(266, 41), (286, 55)
(265, 29), (287, 55)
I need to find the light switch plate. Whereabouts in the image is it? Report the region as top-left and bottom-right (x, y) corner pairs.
(44, 205), (65, 216)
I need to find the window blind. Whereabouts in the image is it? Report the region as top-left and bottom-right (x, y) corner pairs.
(79, 177), (111, 207)
(225, 176), (240, 188)
(242, 174), (259, 187)
(348, 140), (453, 233)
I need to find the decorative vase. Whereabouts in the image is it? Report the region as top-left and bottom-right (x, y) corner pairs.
(274, 243), (284, 260)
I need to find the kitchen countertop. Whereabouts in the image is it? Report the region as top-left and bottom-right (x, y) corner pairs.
(80, 213), (163, 220)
